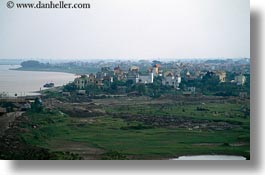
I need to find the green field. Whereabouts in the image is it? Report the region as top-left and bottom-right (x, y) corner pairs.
(18, 97), (250, 159)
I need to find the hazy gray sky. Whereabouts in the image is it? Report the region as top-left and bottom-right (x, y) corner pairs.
(0, 0), (250, 60)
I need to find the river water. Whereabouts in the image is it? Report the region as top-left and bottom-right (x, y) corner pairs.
(171, 155), (246, 160)
(0, 65), (76, 96)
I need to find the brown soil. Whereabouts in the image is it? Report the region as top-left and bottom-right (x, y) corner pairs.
(0, 112), (24, 136)
(47, 140), (105, 160)
(43, 98), (105, 117)
(118, 114), (240, 131)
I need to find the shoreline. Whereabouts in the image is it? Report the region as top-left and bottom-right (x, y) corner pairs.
(10, 67), (77, 75)
(0, 65), (76, 98)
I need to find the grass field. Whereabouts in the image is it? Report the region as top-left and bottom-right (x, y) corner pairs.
(18, 96), (250, 159)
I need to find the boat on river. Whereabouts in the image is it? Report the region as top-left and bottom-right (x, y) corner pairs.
(43, 82), (55, 88)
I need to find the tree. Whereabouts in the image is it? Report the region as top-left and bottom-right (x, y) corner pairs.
(201, 72), (220, 92)
(125, 80), (134, 88)
(21, 60), (46, 68)
(137, 84), (147, 95)
(63, 82), (77, 92)
(31, 98), (43, 112)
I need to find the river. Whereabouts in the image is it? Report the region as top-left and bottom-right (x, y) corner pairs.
(171, 155), (246, 160)
(0, 65), (76, 96)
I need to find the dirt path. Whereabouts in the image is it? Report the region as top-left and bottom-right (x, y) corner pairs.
(0, 112), (24, 136)
(47, 140), (105, 159)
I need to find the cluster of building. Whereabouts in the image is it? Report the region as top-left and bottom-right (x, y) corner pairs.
(74, 73), (113, 89)
(74, 65), (159, 89)
(74, 62), (247, 90)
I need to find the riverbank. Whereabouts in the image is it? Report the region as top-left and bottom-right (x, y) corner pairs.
(171, 155), (247, 160)
(13, 66), (98, 74)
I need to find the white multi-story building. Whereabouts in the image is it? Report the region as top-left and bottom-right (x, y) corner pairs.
(139, 73), (154, 84)
(162, 72), (181, 89)
(234, 75), (246, 85)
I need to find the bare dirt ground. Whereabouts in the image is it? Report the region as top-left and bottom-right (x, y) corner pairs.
(118, 114), (240, 131)
(93, 96), (175, 106)
(0, 112), (24, 136)
(43, 98), (105, 117)
(47, 140), (105, 160)
(42, 95), (239, 115)
(92, 95), (238, 106)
